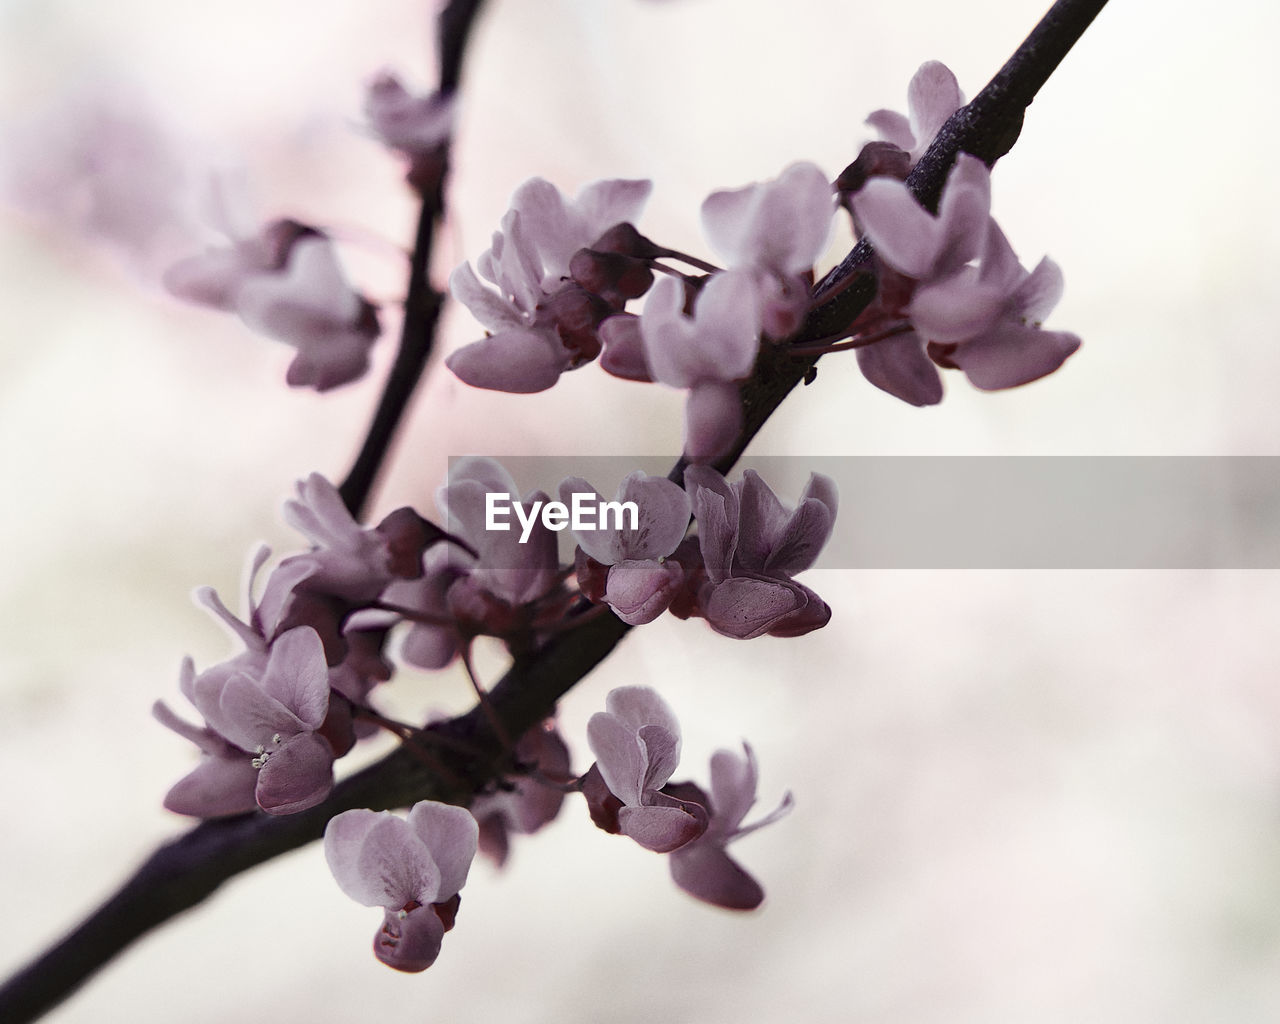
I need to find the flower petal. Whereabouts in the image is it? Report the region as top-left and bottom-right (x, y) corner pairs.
(906, 60), (963, 158)
(259, 626), (330, 731)
(908, 269), (1008, 343)
(865, 109), (914, 152)
(598, 314), (652, 382)
(618, 803), (704, 853)
(587, 712), (647, 807)
(856, 332), (943, 406)
(669, 841), (764, 910)
(684, 380), (743, 464)
(952, 320), (1081, 390)
(703, 576), (807, 640)
(325, 810), (439, 909)
(374, 904), (446, 973)
(605, 685), (682, 742)
(163, 756), (260, 818)
(1011, 255), (1065, 324)
(445, 327), (569, 393)
(255, 731), (333, 814)
(604, 559), (684, 625)
(448, 262), (526, 332)
(406, 801), (479, 902)
(852, 178), (944, 278)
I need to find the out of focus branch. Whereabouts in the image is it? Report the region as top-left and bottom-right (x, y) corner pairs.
(338, 0), (489, 519)
(0, 1), (1108, 1020)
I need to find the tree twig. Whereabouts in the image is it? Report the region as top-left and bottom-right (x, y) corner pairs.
(338, 0), (489, 520)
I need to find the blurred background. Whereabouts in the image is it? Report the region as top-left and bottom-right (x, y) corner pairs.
(3, 0), (1280, 1020)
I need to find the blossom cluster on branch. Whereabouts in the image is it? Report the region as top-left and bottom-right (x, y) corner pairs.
(142, 53), (1083, 980)
(155, 461), (825, 968)
(440, 61), (1079, 452)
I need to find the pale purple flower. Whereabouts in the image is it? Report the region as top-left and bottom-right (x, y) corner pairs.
(668, 743), (794, 910)
(586, 686), (707, 853)
(639, 271), (761, 461)
(852, 157), (1078, 396)
(437, 457), (560, 611)
(364, 71), (454, 158)
(910, 220), (1081, 389)
(866, 60), (964, 167)
(164, 220), (379, 391)
(185, 625), (335, 815)
(324, 801), (479, 972)
(700, 161), (834, 339)
(559, 471), (691, 624)
(670, 742), (788, 911)
(280, 474), (404, 601)
(852, 152), (991, 283)
(685, 467), (837, 639)
(470, 721), (571, 866)
(447, 177), (651, 393)
(848, 153), (991, 404)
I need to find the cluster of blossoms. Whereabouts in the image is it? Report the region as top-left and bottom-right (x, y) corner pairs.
(149, 55), (1083, 979)
(446, 60), (1080, 441)
(155, 460), (828, 968)
(322, 684), (790, 971)
(842, 60), (1081, 405)
(446, 166), (833, 460)
(157, 61), (1078, 416)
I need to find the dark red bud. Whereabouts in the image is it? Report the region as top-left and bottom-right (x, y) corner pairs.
(590, 222), (662, 259)
(574, 548), (610, 603)
(375, 507), (448, 579)
(836, 141), (911, 200)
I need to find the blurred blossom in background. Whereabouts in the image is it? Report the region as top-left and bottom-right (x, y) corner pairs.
(3, 0), (1280, 1021)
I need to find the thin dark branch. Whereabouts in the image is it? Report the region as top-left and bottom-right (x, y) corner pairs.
(338, 0), (490, 520)
(0, 1), (1107, 1019)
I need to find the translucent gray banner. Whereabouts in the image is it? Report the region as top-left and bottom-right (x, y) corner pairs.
(449, 456), (1280, 569)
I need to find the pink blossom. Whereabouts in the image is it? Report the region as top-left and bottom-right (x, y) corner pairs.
(447, 177), (651, 392)
(911, 220), (1081, 389)
(184, 625), (335, 815)
(364, 71), (454, 158)
(383, 545), (467, 671)
(559, 471), (691, 624)
(255, 475), (438, 663)
(586, 686), (707, 853)
(852, 157), (1078, 396)
(668, 743), (794, 910)
(865, 60), (964, 166)
(324, 801), (478, 972)
(685, 467), (837, 639)
(164, 220), (379, 391)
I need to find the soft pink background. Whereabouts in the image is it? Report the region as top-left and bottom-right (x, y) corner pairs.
(3, 1), (1280, 1021)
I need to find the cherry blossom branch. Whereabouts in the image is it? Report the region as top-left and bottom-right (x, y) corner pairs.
(0, 1), (1107, 1019)
(338, 0), (489, 519)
